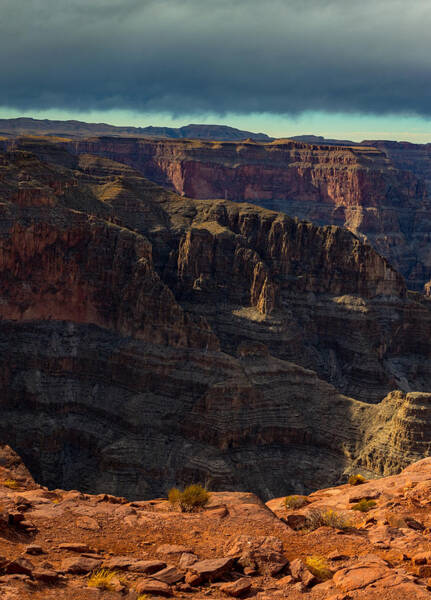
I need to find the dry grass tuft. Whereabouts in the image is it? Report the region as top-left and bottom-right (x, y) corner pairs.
(87, 569), (121, 591)
(305, 555), (332, 581)
(284, 495), (310, 510)
(352, 499), (377, 513)
(168, 484), (210, 512)
(306, 508), (351, 531)
(2, 479), (19, 490)
(348, 474), (367, 486)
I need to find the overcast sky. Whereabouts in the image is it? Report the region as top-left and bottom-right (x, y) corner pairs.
(1, 0), (431, 141)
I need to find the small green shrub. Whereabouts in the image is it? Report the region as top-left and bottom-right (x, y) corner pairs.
(352, 499), (377, 513)
(306, 508), (351, 531)
(284, 495), (309, 510)
(168, 484), (210, 512)
(348, 474), (367, 486)
(305, 555), (332, 581)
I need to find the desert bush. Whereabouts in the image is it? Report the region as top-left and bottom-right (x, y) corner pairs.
(305, 555), (332, 581)
(2, 479), (19, 490)
(88, 569), (121, 591)
(348, 474), (367, 486)
(168, 484), (209, 512)
(351, 499), (377, 513)
(306, 508), (351, 531)
(284, 495), (309, 509)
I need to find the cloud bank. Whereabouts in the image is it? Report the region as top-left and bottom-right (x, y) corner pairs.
(1, 0), (431, 117)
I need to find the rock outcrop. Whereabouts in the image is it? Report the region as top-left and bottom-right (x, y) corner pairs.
(36, 134), (430, 292)
(0, 146), (431, 499)
(2, 449), (431, 599)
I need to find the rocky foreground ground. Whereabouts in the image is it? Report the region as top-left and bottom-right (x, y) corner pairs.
(2, 446), (431, 598)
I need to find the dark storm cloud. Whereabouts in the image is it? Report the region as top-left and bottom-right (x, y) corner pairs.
(1, 0), (431, 116)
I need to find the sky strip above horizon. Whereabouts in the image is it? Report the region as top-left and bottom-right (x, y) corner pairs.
(1, 0), (431, 143)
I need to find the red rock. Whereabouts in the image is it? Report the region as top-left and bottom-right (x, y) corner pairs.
(135, 578), (172, 596)
(130, 559), (167, 574)
(0, 574), (30, 583)
(157, 544), (192, 555)
(189, 557), (235, 581)
(277, 575), (294, 586)
(151, 565), (184, 584)
(185, 571), (202, 586)
(405, 517), (425, 531)
(60, 556), (102, 574)
(413, 552), (431, 565)
(206, 506), (228, 518)
(32, 568), (59, 583)
(220, 577), (252, 597)
(179, 553), (198, 569)
(284, 514), (307, 530)
(176, 582), (194, 592)
(289, 558), (317, 587)
(348, 489), (381, 503)
(4, 557), (34, 576)
(333, 562), (389, 592)
(25, 544), (44, 555)
(103, 556), (133, 570)
(76, 516), (99, 530)
(417, 565), (431, 577)
(227, 535), (287, 574)
(57, 542), (91, 552)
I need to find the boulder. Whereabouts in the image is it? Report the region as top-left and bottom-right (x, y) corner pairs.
(61, 556), (102, 574)
(179, 552), (198, 569)
(284, 514), (307, 530)
(57, 543), (91, 552)
(135, 578), (172, 597)
(227, 535), (287, 574)
(189, 557), (235, 581)
(130, 559), (167, 574)
(289, 558), (317, 587)
(220, 577), (252, 597)
(151, 565), (184, 584)
(4, 557), (34, 576)
(32, 568), (59, 583)
(25, 545), (44, 555)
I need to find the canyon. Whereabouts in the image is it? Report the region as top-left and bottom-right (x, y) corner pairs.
(31, 134), (430, 293)
(0, 141), (431, 502)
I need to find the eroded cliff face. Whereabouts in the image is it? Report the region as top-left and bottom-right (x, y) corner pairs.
(364, 140), (431, 189)
(1, 147), (431, 499)
(44, 135), (431, 292)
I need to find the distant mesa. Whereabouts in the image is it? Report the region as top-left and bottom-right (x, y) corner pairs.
(0, 117), (272, 142)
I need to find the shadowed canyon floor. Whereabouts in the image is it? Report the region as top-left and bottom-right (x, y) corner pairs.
(2, 446), (431, 599)
(0, 145), (431, 499)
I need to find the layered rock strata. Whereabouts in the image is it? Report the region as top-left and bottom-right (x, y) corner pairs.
(33, 134), (429, 292)
(0, 147), (431, 498)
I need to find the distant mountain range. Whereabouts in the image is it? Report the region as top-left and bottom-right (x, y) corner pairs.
(0, 117), (272, 141)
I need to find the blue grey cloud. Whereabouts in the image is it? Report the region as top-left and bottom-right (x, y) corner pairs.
(1, 0), (430, 116)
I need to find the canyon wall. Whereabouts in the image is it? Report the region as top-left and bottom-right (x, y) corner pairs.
(37, 135), (429, 293)
(0, 146), (431, 499)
